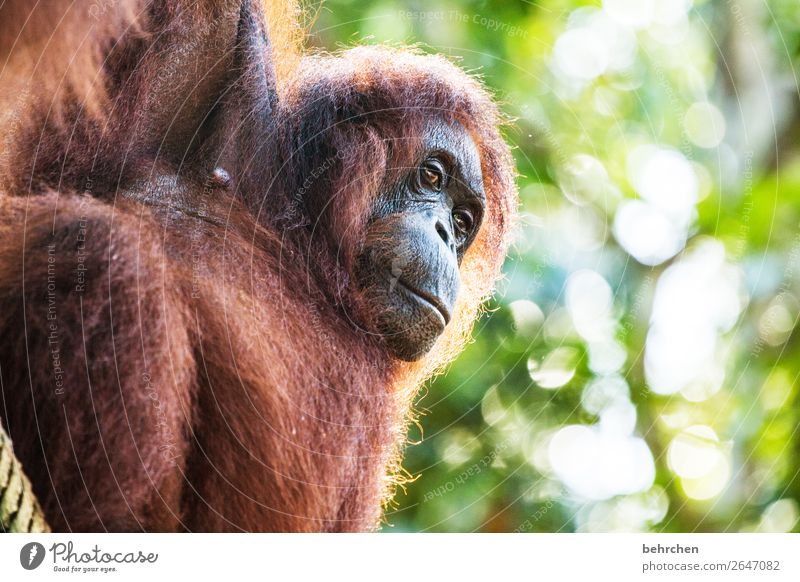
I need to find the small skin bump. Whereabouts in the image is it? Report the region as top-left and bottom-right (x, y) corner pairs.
(209, 167), (233, 190)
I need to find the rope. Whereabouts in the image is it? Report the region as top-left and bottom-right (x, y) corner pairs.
(0, 424), (50, 533)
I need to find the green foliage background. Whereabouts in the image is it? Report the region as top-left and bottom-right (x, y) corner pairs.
(309, 0), (800, 532)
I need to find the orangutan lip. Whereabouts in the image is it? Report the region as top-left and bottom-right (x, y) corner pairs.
(395, 280), (452, 325)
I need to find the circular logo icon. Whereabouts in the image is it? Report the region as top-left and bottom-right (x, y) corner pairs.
(20, 542), (46, 570)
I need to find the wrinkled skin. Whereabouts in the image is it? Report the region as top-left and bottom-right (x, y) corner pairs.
(356, 120), (486, 361)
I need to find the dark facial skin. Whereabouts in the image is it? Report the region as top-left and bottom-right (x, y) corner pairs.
(355, 120), (486, 361)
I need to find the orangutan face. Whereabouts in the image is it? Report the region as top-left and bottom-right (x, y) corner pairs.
(355, 120), (485, 361)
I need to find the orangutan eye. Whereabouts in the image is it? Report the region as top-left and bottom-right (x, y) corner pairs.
(452, 207), (474, 238)
(420, 161), (445, 191)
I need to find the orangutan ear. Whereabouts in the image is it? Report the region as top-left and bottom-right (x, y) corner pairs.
(115, 0), (278, 177)
(192, 0), (279, 175)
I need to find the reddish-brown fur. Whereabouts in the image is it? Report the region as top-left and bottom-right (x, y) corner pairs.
(0, 1), (516, 531)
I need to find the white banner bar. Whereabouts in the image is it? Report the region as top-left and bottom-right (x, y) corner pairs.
(1, 534), (798, 581)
